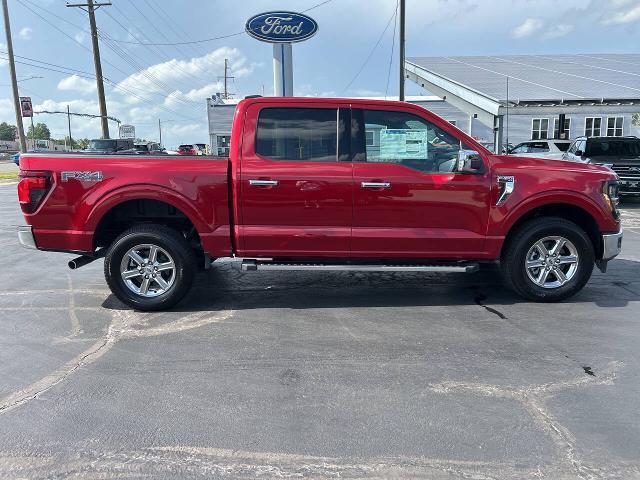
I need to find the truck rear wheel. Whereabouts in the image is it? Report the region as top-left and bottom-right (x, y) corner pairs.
(501, 217), (594, 302)
(104, 224), (196, 311)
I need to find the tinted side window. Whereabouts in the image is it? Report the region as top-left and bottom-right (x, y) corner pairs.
(362, 109), (471, 173)
(256, 108), (338, 162)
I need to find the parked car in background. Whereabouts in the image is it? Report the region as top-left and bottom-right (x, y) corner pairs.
(85, 138), (134, 154)
(12, 152), (20, 166)
(195, 143), (209, 155)
(563, 136), (640, 195)
(133, 142), (164, 154)
(509, 140), (572, 159)
(177, 144), (197, 155)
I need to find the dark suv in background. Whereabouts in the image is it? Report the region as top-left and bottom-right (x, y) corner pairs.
(563, 136), (640, 195)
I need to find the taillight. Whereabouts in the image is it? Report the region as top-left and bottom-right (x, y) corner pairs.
(17, 171), (52, 214)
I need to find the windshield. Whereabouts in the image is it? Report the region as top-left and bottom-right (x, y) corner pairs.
(587, 139), (640, 158)
(134, 144), (149, 152)
(89, 139), (118, 150)
(554, 142), (570, 152)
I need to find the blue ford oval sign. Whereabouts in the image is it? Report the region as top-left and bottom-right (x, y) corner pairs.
(246, 11), (318, 43)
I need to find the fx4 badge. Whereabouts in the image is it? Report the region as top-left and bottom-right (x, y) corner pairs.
(61, 171), (103, 182)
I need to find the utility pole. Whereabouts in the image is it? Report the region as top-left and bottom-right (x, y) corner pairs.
(158, 119), (162, 146)
(217, 58), (234, 99)
(2, 0), (27, 152)
(399, 0), (406, 101)
(67, 0), (111, 139)
(67, 104), (72, 149)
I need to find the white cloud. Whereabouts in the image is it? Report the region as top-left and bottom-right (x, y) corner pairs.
(115, 47), (254, 104)
(74, 31), (87, 44)
(164, 82), (223, 107)
(603, 3), (640, 24)
(543, 24), (575, 39)
(0, 98), (13, 116)
(57, 75), (96, 94)
(511, 18), (545, 38)
(18, 27), (32, 40)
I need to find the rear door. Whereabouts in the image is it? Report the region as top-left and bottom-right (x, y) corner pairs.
(351, 105), (491, 259)
(238, 102), (352, 257)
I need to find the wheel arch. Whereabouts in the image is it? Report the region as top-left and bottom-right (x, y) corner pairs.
(88, 187), (209, 250)
(501, 199), (603, 260)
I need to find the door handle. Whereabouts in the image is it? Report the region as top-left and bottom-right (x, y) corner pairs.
(361, 181), (391, 189)
(249, 179), (279, 187)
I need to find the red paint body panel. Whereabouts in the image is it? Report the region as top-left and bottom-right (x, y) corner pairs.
(17, 97), (620, 263)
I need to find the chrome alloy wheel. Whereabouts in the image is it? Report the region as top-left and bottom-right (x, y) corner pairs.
(525, 236), (579, 289)
(120, 244), (176, 297)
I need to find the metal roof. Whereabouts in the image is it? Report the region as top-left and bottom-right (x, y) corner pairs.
(406, 54), (640, 103)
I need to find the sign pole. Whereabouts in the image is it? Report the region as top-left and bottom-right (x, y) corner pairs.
(273, 43), (293, 96)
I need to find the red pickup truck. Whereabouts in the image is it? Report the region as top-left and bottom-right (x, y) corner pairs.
(17, 97), (623, 310)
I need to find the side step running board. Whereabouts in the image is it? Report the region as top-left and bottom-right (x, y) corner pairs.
(241, 260), (479, 273)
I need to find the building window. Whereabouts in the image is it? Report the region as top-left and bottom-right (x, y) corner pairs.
(365, 130), (375, 147)
(585, 117), (602, 137)
(553, 118), (571, 139)
(606, 117), (624, 137)
(531, 118), (549, 140)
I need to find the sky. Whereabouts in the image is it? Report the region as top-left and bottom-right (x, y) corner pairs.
(1, 0), (639, 149)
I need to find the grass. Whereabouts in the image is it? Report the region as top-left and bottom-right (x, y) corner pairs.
(0, 171), (18, 181)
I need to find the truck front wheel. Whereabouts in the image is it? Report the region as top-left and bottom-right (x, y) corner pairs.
(501, 217), (595, 302)
(104, 224), (196, 311)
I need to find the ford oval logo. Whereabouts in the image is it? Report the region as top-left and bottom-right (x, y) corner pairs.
(245, 11), (318, 43)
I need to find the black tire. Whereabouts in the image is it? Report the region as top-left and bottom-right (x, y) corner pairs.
(104, 224), (196, 311)
(500, 217), (595, 302)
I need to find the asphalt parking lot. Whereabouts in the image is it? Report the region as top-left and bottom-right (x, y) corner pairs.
(1, 181), (640, 479)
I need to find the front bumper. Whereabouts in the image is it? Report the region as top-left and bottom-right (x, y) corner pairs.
(602, 228), (623, 261)
(17, 225), (37, 249)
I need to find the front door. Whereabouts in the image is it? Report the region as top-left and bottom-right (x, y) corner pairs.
(238, 103), (352, 257)
(351, 106), (491, 259)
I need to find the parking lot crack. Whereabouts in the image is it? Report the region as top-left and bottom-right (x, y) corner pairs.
(429, 361), (623, 480)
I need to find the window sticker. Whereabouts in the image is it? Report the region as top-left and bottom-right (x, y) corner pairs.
(379, 129), (428, 160)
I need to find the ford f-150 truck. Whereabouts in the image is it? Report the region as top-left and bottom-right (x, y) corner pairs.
(16, 97), (623, 310)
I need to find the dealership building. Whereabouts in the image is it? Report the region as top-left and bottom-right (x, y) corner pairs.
(207, 53), (640, 155)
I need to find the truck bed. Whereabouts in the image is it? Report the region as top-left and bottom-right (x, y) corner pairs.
(19, 153), (232, 255)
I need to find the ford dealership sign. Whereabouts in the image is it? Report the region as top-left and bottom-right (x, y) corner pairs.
(245, 11), (318, 43)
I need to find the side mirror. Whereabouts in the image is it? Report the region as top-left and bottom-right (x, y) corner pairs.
(575, 150), (583, 157)
(457, 150), (483, 173)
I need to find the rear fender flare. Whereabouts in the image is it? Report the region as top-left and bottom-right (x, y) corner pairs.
(85, 184), (211, 236)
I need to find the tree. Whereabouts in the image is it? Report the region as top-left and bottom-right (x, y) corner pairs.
(0, 122), (17, 141)
(76, 138), (90, 150)
(27, 122), (51, 140)
(633, 113), (640, 128)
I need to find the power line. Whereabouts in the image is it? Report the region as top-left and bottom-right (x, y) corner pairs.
(342, 4), (398, 94)
(15, 0), (204, 117)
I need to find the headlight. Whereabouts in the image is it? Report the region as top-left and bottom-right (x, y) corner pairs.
(602, 180), (620, 218)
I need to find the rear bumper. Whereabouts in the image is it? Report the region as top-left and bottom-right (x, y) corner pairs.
(17, 225), (37, 249)
(602, 228), (623, 261)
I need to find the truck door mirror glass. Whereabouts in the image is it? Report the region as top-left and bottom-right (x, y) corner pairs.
(457, 150), (483, 173)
